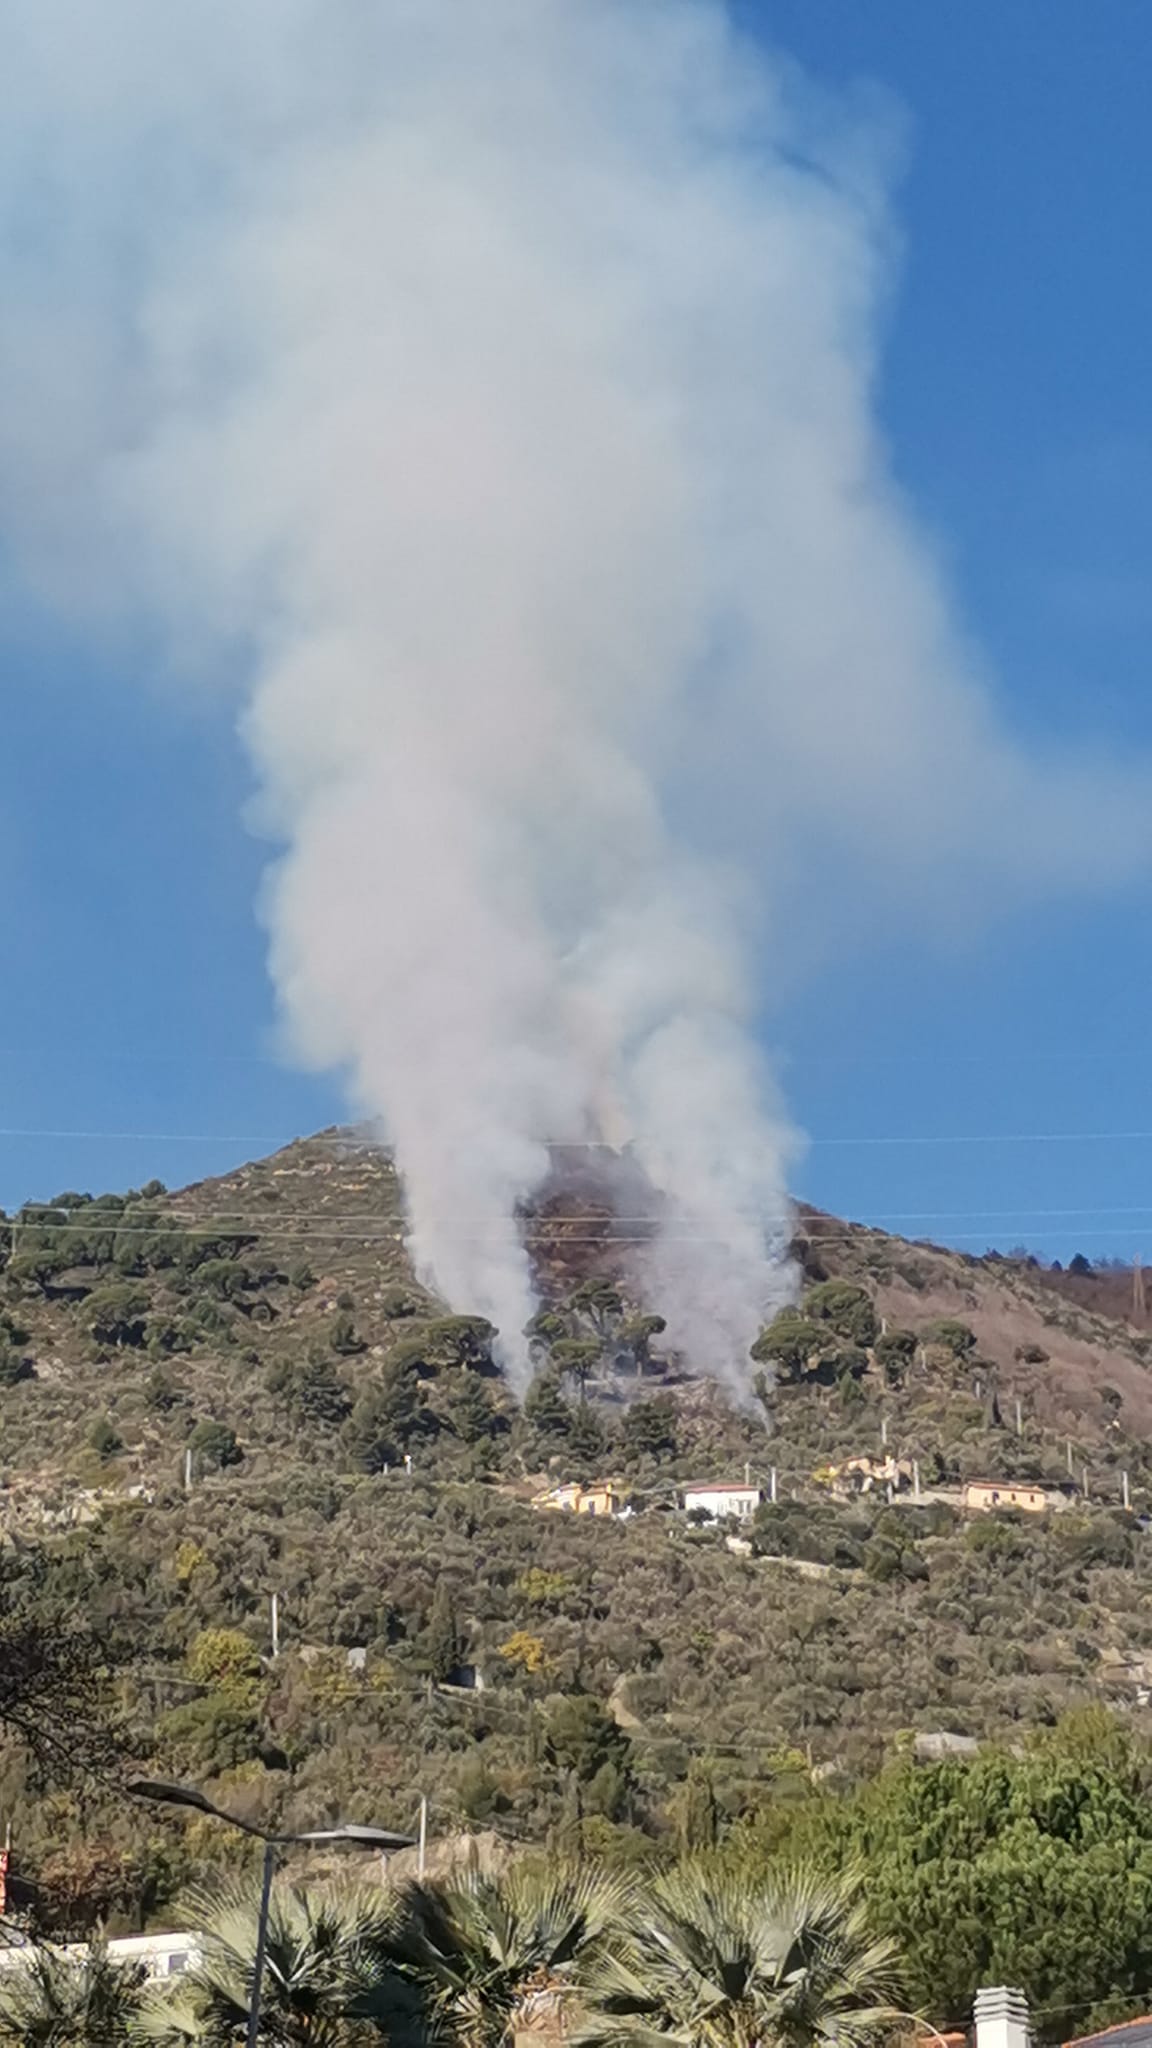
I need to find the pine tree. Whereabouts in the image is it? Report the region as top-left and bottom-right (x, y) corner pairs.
(423, 1579), (465, 1683)
(523, 1369), (571, 1437)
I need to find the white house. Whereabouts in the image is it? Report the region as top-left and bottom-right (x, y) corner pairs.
(682, 1481), (763, 1521)
(0, 1931), (199, 1978)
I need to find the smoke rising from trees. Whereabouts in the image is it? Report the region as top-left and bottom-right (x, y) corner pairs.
(2, 1), (1152, 1386)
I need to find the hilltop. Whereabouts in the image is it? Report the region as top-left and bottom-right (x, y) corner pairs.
(2, 1126), (1148, 1496)
(4, 1128), (1152, 1936)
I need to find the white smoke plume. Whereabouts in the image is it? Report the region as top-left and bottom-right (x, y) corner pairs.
(2, 1), (1152, 1387)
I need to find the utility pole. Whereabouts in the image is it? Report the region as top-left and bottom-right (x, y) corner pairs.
(1136, 1257), (1147, 1321)
(744, 1461), (750, 1487)
(184, 1448), (193, 1494)
(881, 1416), (889, 1447)
(1123, 1470), (1131, 1512)
(1082, 1467), (1090, 1500)
(417, 1795), (428, 1879)
(913, 1460), (921, 1501)
(1066, 1438), (1074, 1478)
(1014, 1397), (1022, 1436)
(769, 1467), (778, 1504)
(271, 1593), (280, 1661)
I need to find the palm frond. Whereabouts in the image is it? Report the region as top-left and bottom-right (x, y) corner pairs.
(392, 1862), (633, 2048)
(576, 1863), (904, 2048)
(0, 1939), (148, 2045)
(137, 1876), (422, 2045)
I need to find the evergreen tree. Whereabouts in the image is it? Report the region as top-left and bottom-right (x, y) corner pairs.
(567, 1400), (609, 1466)
(523, 1368), (571, 1437)
(620, 1394), (679, 1463)
(422, 1579), (465, 1683)
(445, 1371), (500, 1444)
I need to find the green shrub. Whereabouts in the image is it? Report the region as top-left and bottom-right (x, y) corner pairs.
(922, 1318), (978, 1359)
(875, 1328), (917, 1385)
(187, 1419), (242, 1470)
(85, 1284), (149, 1349)
(192, 1259), (251, 1301)
(0, 1347), (34, 1387)
(87, 1416), (122, 1459)
(267, 1356), (352, 1428)
(185, 1298), (235, 1341)
(155, 1695), (261, 1775)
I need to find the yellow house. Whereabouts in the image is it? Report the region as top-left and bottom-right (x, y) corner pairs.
(964, 1480), (1048, 1515)
(532, 1480), (624, 1518)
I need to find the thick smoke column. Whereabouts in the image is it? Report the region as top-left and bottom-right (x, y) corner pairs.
(3, 1), (1152, 1386)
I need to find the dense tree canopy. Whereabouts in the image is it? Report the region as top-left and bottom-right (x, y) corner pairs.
(739, 1716), (1152, 2037)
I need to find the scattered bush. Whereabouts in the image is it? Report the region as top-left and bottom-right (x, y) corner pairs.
(87, 1416), (122, 1459)
(85, 1285), (149, 1349)
(187, 1419), (242, 1470)
(921, 1318), (978, 1359)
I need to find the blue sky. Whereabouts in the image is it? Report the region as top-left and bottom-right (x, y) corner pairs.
(3, 0), (1152, 1262)
(760, 0), (1152, 1260)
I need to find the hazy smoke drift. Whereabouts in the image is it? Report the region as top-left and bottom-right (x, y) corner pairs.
(5, 1), (1152, 1387)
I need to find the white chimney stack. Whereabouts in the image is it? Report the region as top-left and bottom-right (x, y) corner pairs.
(974, 1986), (1031, 2048)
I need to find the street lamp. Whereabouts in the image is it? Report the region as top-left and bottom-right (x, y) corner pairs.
(127, 1777), (415, 2048)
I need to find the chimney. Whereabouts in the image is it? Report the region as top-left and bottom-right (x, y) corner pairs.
(974, 1987), (1031, 2048)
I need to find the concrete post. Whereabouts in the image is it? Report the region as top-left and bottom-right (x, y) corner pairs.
(974, 1986), (1030, 2048)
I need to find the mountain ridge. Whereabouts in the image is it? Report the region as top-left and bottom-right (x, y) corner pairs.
(5, 1127), (1152, 1938)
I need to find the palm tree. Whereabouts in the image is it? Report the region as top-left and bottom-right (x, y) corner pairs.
(134, 1879), (426, 2046)
(575, 1864), (903, 2048)
(0, 1939), (147, 2045)
(391, 1863), (630, 2048)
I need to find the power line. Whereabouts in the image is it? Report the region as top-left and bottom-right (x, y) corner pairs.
(10, 1213), (1152, 1248)
(11, 1225), (1152, 1249)
(15, 1121), (1152, 1148)
(0, 1127), (284, 1145)
(810, 1129), (1152, 1147)
(16, 1197), (1152, 1227)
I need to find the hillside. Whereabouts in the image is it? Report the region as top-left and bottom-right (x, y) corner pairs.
(4, 1128), (1152, 1936)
